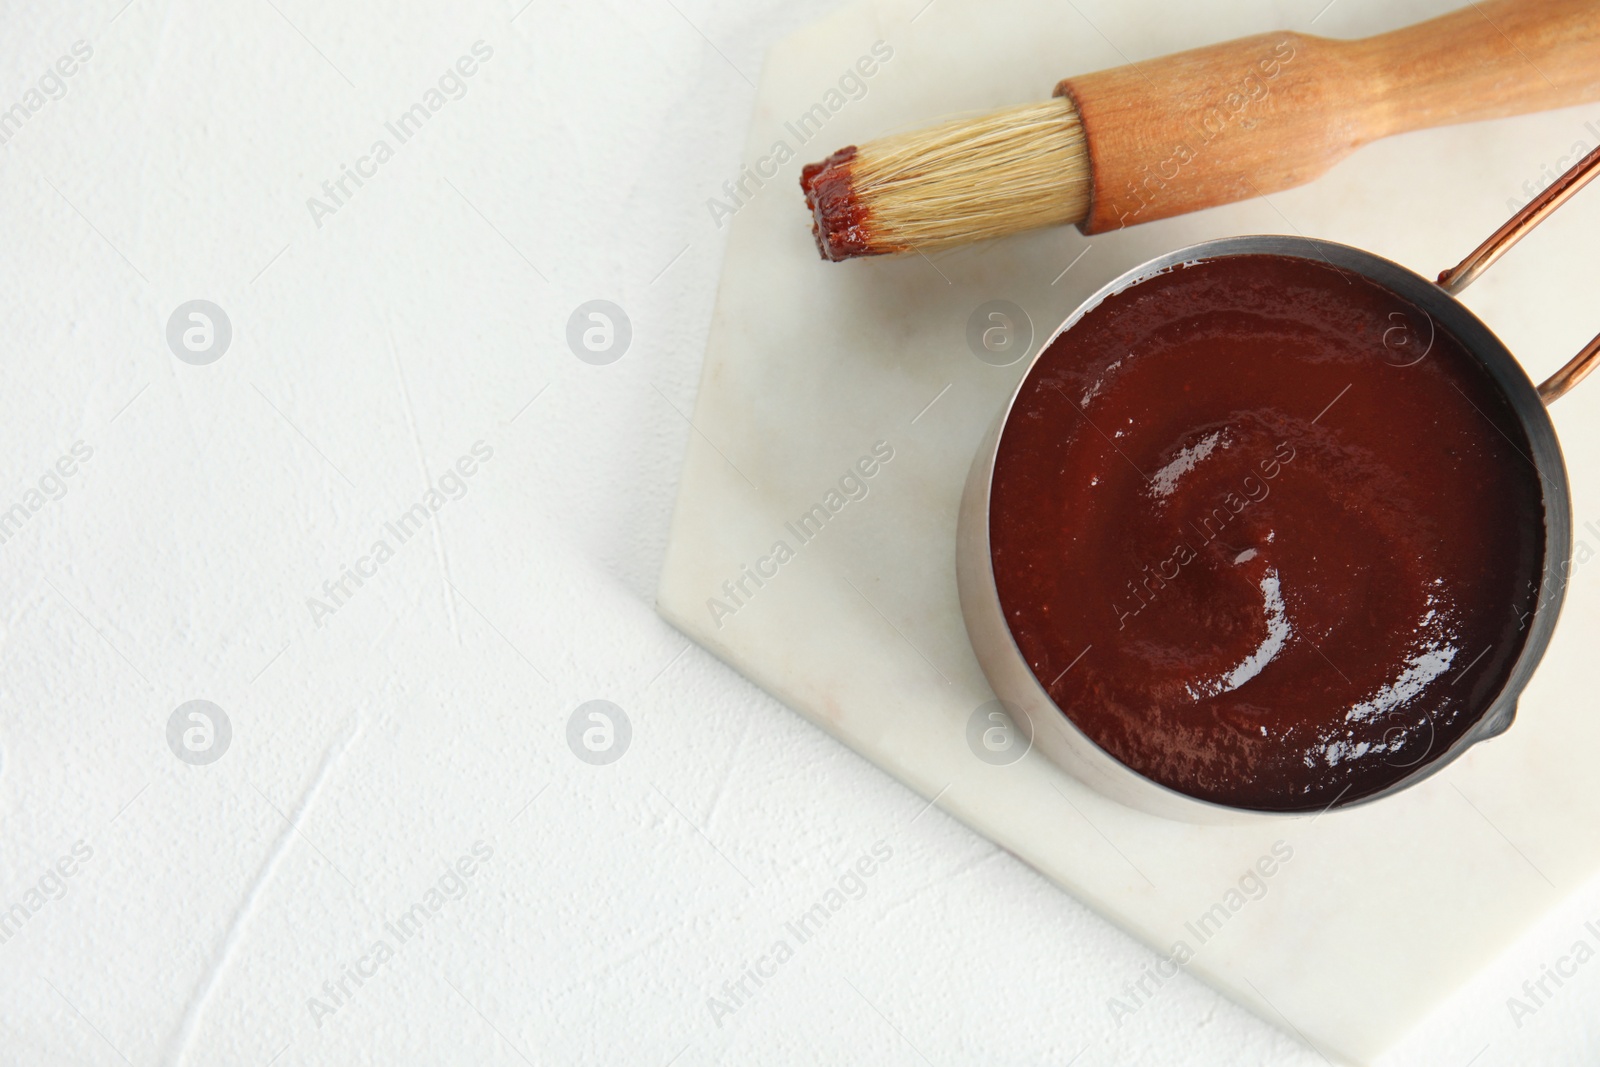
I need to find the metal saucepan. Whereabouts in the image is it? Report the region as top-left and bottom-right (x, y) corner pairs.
(957, 145), (1600, 822)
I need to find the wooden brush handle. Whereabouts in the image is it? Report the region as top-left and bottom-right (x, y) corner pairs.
(1057, 0), (1600, 234)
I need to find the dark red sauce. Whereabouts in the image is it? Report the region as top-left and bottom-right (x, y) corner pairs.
(989, 254), (1544, 811)
(801, 147), (881, 261)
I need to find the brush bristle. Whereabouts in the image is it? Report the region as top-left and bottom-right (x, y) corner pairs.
(800, 98), (1090, 262)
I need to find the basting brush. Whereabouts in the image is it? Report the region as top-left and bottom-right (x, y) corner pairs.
(800, 0), (1600, 261)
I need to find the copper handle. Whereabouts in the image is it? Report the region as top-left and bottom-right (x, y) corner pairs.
(1438, 141), (1600, 404)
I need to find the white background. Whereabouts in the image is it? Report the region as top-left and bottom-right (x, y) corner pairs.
(1, 0), (1599, 1064)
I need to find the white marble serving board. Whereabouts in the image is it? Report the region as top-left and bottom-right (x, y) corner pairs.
(657, 0), (1600, 1061)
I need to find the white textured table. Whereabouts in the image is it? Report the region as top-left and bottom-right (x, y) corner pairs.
(1, 0), (1599, 1065)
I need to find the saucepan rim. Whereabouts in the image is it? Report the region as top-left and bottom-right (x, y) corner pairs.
(957, 233), (1572, 821)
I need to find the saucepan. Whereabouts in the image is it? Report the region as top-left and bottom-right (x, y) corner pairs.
(957, 145), (1600, 822)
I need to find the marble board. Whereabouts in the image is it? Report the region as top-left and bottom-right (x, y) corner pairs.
(657, 0), (1600, 1060)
